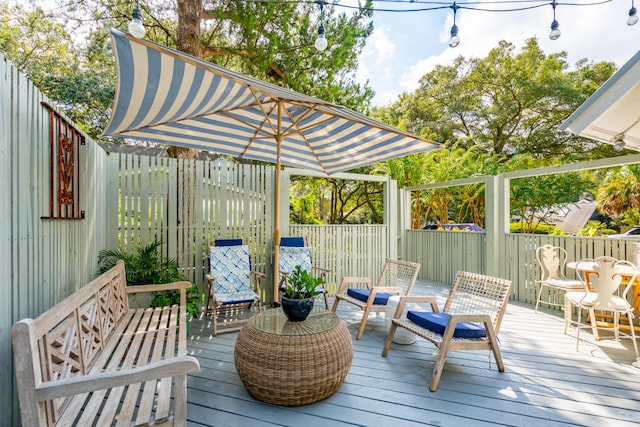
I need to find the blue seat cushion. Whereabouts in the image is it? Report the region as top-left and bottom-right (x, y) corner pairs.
(406, 311), (487, 339)
(215, 238), (243, 246)
(347, 288), (392, 305)
(280, 237), (305, 247)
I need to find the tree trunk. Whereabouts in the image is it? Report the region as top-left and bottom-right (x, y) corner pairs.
(177, 0), (203, 59)
(171, 0), (203, 165)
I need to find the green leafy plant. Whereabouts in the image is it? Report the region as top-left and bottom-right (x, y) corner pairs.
(98, 241), (201, 318)
(150, 285), (201, 319)
(283, 265), (324, 299)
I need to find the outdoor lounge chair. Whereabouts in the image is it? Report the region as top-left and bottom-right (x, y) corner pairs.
(382, 271), (512, 391)
(535, 244), (583, 312)
(205, 239), (265, 335)
(332, 259), (420, 339)
(278, 236), (331, 309)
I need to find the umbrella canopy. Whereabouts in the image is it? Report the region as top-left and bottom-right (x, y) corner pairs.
(102, 28), (441, 302)
(559, 49), (640, 151)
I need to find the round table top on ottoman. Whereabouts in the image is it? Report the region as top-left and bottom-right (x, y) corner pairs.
(234, 307), (353, 406)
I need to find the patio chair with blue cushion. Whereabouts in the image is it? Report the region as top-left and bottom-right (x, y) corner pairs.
(382, 271), (512, 391)
(332, 259), (421, 340)
(278, 236), (331, 309)
(206, 239), (265, 335)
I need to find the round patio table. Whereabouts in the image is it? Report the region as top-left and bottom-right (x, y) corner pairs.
(234, 307), (353, 406)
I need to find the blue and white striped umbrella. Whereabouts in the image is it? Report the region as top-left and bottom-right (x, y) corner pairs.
(102, 28), (441, 302)
(102, 28), (440, 175)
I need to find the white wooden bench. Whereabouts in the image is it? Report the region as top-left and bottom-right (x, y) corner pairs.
(11, 259), (200, 426)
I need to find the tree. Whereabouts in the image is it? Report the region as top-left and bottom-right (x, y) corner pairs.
(396, 38), (617, 159)
(507, 156), (592, 233)
(0, 3), (115, 138)
(597, 165), (640, 218)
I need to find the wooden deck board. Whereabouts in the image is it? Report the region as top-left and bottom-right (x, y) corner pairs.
(185, 280), (640, 426)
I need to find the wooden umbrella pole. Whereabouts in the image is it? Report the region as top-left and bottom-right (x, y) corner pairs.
(273, 101), (283, 306)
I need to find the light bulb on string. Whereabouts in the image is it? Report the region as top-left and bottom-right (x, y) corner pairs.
(449, 25), (460, 48)
(315, 23), (328, 51)
(549, 1), (561, 40)
(128, 0), (146, 38)
(628, 5), (639, 26)
(448, 2), (460, 48)
(549, 20), (561, 40)
(314, 0), (328, 52)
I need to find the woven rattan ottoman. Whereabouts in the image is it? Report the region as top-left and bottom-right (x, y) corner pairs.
(234, 307), (353, 406)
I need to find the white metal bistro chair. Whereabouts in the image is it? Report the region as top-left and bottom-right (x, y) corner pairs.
(535, 244), (583, 312)
(564, 256), (639, 358)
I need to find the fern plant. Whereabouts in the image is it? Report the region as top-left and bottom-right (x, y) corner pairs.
(98, 241), (201, 318)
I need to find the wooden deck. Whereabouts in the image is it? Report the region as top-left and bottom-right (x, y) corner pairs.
(185, 280), (640, 426)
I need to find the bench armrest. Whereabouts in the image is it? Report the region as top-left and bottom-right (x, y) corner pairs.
(34, 356), (200, 401)
(126, 281), (193, 307)
(125, 281), (193, 294)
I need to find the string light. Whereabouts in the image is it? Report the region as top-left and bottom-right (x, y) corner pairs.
(628, 0), (639, 25)
(128, 0), (145, 38)
(310, 0), (634, 47)
(315, 1), (328, 51)
(449, 3), (460, 48)
(549, 0), (561, 40)
(119, 1), (638, 47)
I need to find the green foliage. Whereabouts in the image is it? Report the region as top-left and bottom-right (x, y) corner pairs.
(619, 209), (640, 227)
(97, 241), (201, 318)
(597, 165), (640, 218)
(509, 222), (563, 235)
(98, 241), (184, 285)
(290, 194), (322, 224)
(386, 38), (617, 160)
(573, 221), (611, 237)
(289, 174), (384, 224)
(150, 285), (201, 320)
(283, 266), (324, 299)
(1, 3), (116, 140)
(508, 157), (591, 233)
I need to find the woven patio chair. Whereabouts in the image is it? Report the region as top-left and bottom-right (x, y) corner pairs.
(205, 239), (265, 335)
(278, 236), (331, 309)
(382, 271), (512, 391)
(332, 259), (420, 340)
(535, 244), (583, 312)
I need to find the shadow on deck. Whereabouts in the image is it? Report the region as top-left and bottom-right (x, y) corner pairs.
(185, 280), (640, 427)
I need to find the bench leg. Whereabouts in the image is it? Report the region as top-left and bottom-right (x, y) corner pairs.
(173, 374), (187, 425)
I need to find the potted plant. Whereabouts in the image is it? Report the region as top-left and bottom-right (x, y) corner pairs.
(281, 265), (324, 321)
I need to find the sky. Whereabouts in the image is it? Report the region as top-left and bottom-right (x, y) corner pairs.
(344, 0), (640, 106)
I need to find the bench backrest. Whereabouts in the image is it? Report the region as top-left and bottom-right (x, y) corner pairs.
(12, 260), (129, 425)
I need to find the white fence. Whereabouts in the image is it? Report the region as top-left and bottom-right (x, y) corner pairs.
(106, 153), (275, 296)
(290, 225), (389, 293)
(108, 154), (394, 297)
